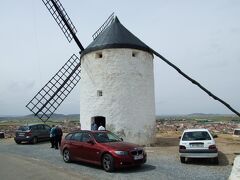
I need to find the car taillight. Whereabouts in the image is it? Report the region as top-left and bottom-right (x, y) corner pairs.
(209, 145), (217, 150)
(26, 131), (32, 136)
(179, 145), (186, 150)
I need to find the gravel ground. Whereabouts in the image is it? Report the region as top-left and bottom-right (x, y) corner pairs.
(0, 138), (232, 180)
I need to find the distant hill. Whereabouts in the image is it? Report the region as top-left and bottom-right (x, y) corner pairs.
(0, 114), (80, 122)
(156, 113), (239, 122)
(187, 113), (225, 117)
(157, 113), (234, 118)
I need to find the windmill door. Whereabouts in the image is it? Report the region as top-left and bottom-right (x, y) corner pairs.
(91, 116), (106, 130)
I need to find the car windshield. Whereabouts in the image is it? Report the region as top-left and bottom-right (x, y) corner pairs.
(182, 131), (212, 141)
(17, 126), (30, 131)
(93, 131), (122, 143)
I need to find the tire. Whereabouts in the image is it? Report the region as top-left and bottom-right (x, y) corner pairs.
(135, 164), (142, 168)
(32, 137), (38, 144)
(102, 154), (114, 172)
(63, 149), (71, 163)
(180, 157), (186, 163)
(15, 140), (21, 144)
(212, 157), (219, 165)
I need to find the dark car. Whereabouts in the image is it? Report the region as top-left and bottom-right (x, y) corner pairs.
(60, 130), (147, 172)
(14, 123), (51, 144)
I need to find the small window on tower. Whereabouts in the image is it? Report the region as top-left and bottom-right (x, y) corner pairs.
(132, 51), (138, 57)
(97, 90), (103, 96)
(95, 52), (103, 59)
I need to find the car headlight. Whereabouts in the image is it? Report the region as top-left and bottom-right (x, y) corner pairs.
(114, 151), (128, 156)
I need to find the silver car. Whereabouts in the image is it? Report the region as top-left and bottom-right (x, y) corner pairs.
(14, 123), (51, 144)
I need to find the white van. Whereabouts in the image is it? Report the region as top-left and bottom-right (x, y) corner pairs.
(233, 128), (240, 137)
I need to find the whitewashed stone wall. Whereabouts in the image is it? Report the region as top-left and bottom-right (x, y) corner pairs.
(229, 155), (240, 180)
(80, 48), (155, 145)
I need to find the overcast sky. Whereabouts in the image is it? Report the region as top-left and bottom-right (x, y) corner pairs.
(0, 0), (240, 116)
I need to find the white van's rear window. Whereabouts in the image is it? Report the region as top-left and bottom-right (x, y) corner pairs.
(234, 130), (240, 135)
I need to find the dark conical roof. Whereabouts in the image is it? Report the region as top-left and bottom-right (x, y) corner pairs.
(81, 17), (152, 56)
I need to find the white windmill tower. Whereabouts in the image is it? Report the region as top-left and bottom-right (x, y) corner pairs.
(26, 0), (240, 145)
(80, 17), (155, 144)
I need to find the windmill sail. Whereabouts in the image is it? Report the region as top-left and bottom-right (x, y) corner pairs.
(26, 54), (81, 122)
(26, 0), (85, 122)
(42, 0), (84, 51)
(92, 12), (115, 40)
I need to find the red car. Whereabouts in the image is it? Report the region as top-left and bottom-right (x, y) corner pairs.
(60, 130), (147, 172)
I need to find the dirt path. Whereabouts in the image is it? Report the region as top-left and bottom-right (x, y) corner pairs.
(0, 154), (91, 180)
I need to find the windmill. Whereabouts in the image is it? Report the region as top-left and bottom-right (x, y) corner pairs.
(26, 0), (239, 143)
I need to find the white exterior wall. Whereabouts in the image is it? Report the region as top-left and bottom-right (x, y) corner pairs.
(80, 48), (155, 145)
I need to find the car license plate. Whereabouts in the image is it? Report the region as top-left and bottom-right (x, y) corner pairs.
(134, 154), (143, 160)
(191, 144), (203, 148)
(18, 133), (25, 137)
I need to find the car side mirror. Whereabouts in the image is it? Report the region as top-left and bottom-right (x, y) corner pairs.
(178, 136), (181, 140)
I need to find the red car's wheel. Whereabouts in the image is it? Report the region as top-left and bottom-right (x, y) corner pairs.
(63, 149), (71, 163)
(102, 154), (114, 172)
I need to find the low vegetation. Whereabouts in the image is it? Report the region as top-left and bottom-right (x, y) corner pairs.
(0, 113), (239, 138)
